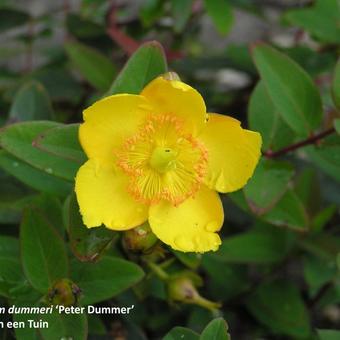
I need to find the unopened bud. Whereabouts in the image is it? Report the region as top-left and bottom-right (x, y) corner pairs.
(122, 222), (158, 254)
(46, 279), (81, 307)
(167, 274), (220, 311)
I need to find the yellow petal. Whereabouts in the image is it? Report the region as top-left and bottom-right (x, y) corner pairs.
(141, 76), (206, 135)
(149, 186), (224, 253)
(79, 94), (150, 164)
(75, 159), (148, 230)
(199, 113), (262, 193)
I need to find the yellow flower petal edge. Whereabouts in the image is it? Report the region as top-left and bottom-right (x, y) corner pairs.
(75, 159), (148, 230)
(198, 113), (262, 193)
(149, 186), (224, 253)
(79, 94), (151, 164)
(141, 76), (207, 135)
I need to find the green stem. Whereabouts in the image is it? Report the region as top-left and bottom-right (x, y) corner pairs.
(147, 262), (169, 281)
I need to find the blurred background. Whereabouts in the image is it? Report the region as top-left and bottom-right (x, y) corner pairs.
(1, 0), (335, 124)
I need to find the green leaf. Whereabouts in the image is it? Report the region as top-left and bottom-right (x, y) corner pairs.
(244, 159), (295, 215)
(33, 124), (86, 164)
(251, 43), (323, 137)
(171, 0), (193, 32)
(67, 193), (116, 262)
(163, 327), (199, 340)
(303, 255), (336, 297)
(203, 0), (234, 35)
(248, 81), (295, 151)
(0, 8), (30, 32)
(32, 194), (65, 236)
(40, 312), (88, 340)
(294, 168), (321, 216)
(0, 121), (79, 181)
(9, 81), (54, 122)
(246, 280), (311, 338)
(332, 58), (340, 109)
(305, 134), (340, 182)
(200, 318), (230, 340)
(20, 208), (69, 293)
(215, 228), (293, 264)
(318, 329), (340, 340)
(311, 205), (337, 232)
(0, 150), (72, 196)
(263, 189), (309, 231)
(108, 41), (167, 95)
(0, 257), (24, 298)
(285, 0), (340, 44)
(65, 41), (116, 92)
(71, 256), (144, 305)
(283, 46), (337, 77)
(0, 169), (36, 224)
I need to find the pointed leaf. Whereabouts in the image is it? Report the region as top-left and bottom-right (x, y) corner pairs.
(252, 43), (323, 137)
(248, 81), (294, 151)
(203, 0), (234, 35)
(200, 318), (230, 340)
(108, 41), (167, 95)
(65, 41), (116, 92)
(9, 81), (54, 122)
(171, 0), (193, 32)
(21, 208), (69, 293)
(285, 0), (340, 44)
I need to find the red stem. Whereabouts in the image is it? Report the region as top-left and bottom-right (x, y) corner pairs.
(264, 127), (335, 158)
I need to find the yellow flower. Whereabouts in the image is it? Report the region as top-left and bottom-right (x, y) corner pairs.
(75, 76), (261, 253)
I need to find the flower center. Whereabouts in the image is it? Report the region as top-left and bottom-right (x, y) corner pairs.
(149, 147), (177, 173)
(116, 114), (208, 206)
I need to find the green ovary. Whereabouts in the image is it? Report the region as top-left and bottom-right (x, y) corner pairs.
(149, 147), (178, 173)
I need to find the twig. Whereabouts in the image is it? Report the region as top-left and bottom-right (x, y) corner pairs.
(264, 127), (335, 158)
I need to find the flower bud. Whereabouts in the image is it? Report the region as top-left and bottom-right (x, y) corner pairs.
(122, 222), (158, 254)
(46, 279), (81, 307)
(167, 273), (220, 311)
